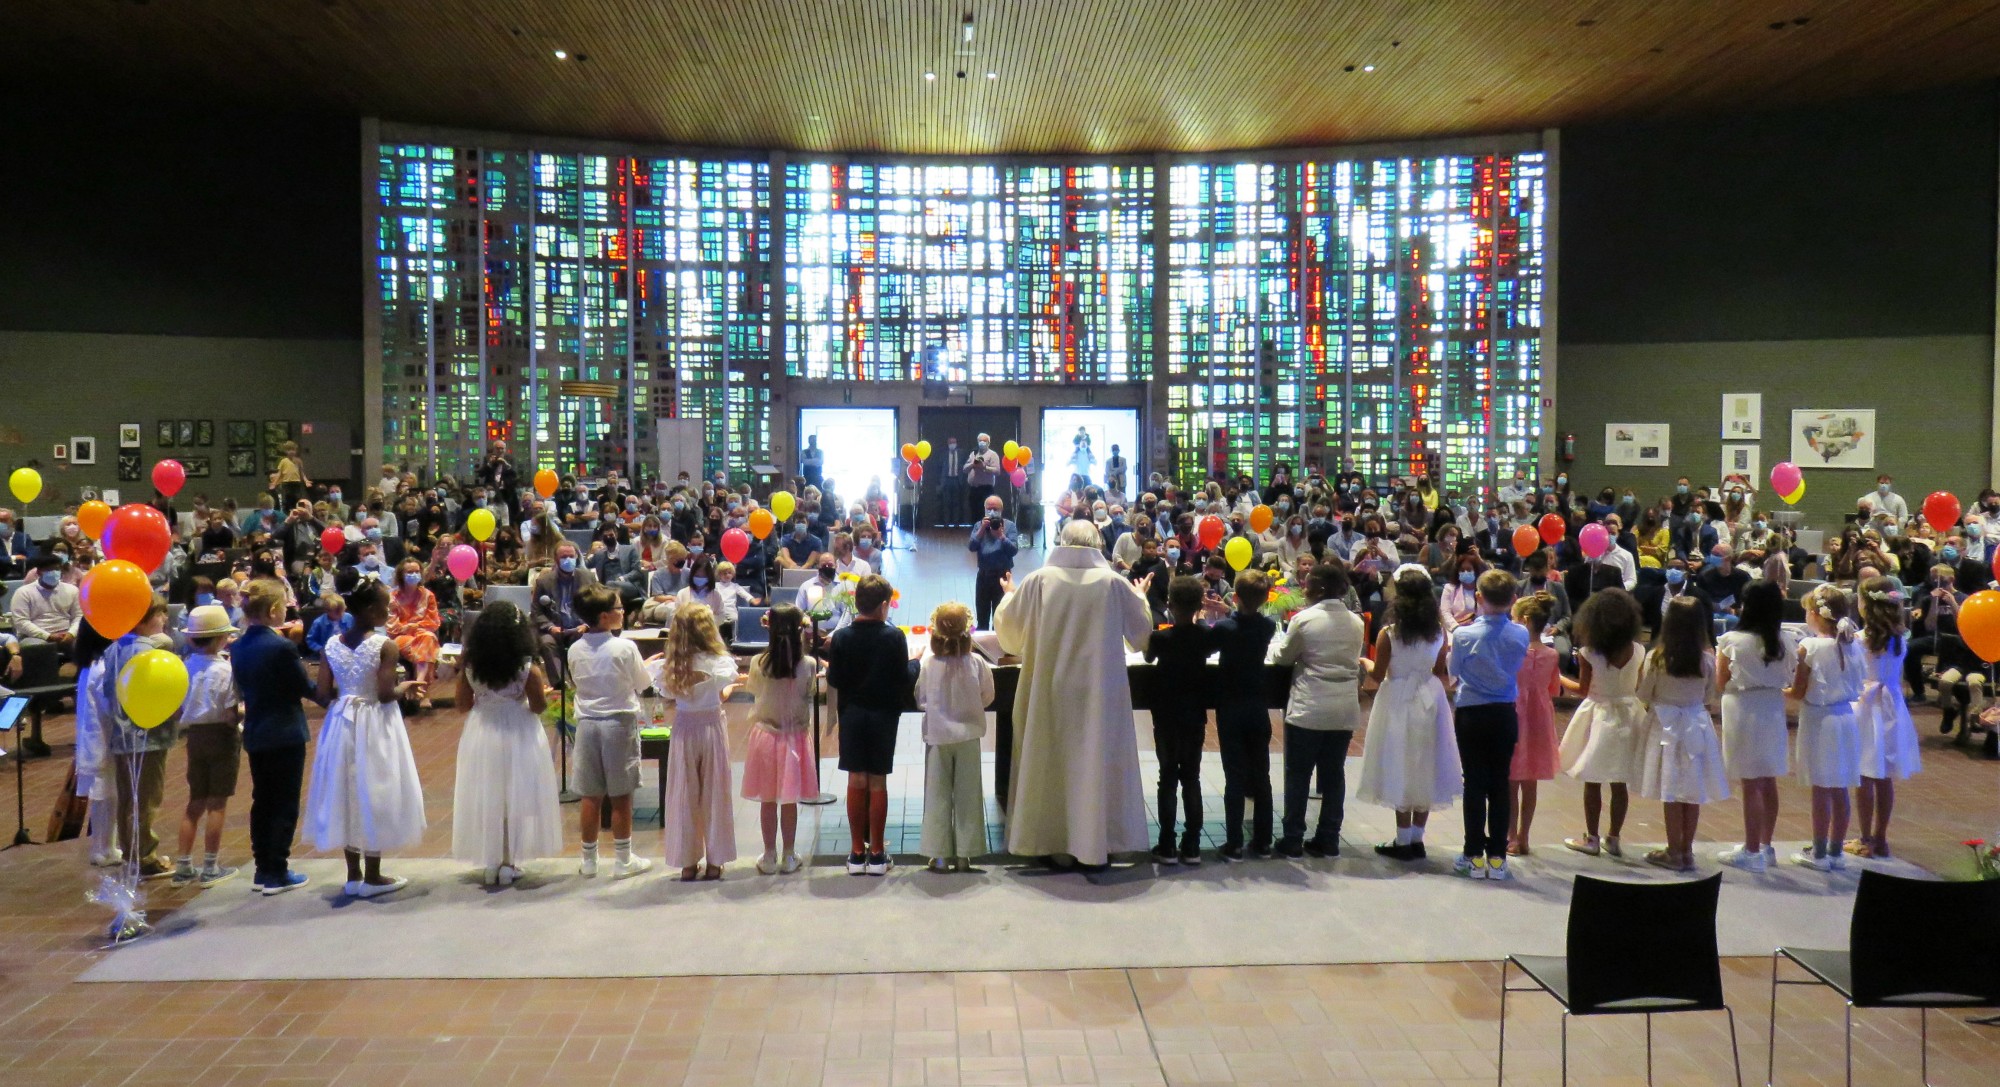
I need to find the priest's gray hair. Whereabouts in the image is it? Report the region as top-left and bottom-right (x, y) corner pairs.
(1059, 519), (1104, 549)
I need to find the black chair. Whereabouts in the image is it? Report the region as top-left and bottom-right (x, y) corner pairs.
(1499, 873), (1741, 1086)
(1767, 870), (2000, 1086)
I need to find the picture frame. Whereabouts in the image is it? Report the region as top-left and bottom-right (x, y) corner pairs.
(227, 450), (258, 477)
(176, 420), (196, 447)
(118, 423), (141, 449)
(1790, 408), (1876, 469)
(1721, 393), (1761, 439)
(69, 436), (96, 465)
(157, 420), (175, 447)
(117, 452), (142, 481)
(262, 420), (292, 471)
(197, 420), (214, 447)
(1603, 422), (1670, 468)
(53, 443), (68, 461)
(226, 420), (256, 448)
(1721, 443), (1760, 483)
(182, 455), (211, 480)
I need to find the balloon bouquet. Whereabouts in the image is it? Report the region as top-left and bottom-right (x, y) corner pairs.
(75, 464), (194, 944)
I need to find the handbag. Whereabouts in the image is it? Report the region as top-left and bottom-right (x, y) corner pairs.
(45, 762), (87, 842)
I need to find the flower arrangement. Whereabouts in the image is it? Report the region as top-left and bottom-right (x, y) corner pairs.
(806, 572), (899, 622)
(1261, 574), (1303, 622)
(1965, 839), (2000, 881)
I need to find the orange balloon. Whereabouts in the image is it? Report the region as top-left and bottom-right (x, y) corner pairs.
(1961, 589), (2000, 663)
(78, 500), (112, 538)
(81, 559), (154, 640)
(900, 443), (918, 463)
(1511, 524), (1541, 558)
(1016, 446), (1032, 465)
(533, 468), (559, 498)
(747, 508), (776, 540)
(1248, 504), (1274, 534)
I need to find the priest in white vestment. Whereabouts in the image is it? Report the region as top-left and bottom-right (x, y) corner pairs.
(994, 519), (1156, 866)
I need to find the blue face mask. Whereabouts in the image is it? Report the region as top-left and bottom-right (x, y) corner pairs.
(1676, 484), (1689, 495)
(689, 545), (704, 555)
(1665, 568), (1685, 586)
(1166, 548), (1181, 563)
(692, 577), (709, 589)
(1704, 554), (1724, 568)
(328, 492), (341, 502)
(361, 555), (380, 569)
(1969, 523), (1984, 538)
(793, 525), (807, 538)
(403, 572), (421, 587)
(1458, 571), (1475, 585)
(558, 557), (577, 573)
(40, 571), (61, 589)
(365, 528), (383, 541)
(195, 592), (215, 606)
(1943, 547), (1961, 564)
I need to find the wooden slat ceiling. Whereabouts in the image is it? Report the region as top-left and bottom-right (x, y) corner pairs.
(11, 0), (2000, 154)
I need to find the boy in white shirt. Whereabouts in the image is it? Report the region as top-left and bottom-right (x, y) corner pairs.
(711, 561), (757, 638)
(173, 606), (244, 886)
(565, 584), (655, 879)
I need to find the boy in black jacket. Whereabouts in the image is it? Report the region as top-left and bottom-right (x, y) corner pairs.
(1143, 576), (1214, 865)
(1211, 569), (1278, 860)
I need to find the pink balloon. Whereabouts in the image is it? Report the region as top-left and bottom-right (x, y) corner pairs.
(1009, 467), (1028, 488)
(446, 544), (480, 581)
(1769, 461), (1802, 496)
(1578, 522), (1610, 560)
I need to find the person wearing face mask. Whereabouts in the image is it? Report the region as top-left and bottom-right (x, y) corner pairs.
(1856, 474), (1909, 529)
(1498, 470), (1533, 507)
(1110, 511), (1151, 571)
(1975, 489), (2000, 542)
(828, 532), (871, 579)
(1638, 557), (1714, 638)
(776, 519), (825, 571)
(532, 543), (600, 682)
(0, 506), (32, 578)
(387, 559), (443, 710)
(852, 531), (880, 570)
(672, 555), (736, 644)
(1732, 515), (1778, 559)
(12, 554), (83, 659)
(967, 495), (1019, 630)
(962, 433), (1002, 523)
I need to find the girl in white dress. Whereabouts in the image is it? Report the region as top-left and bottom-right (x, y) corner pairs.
(1785, 585), (1865, 872)
(305, 580), (428, 898)
(1558, 588), (1646, 858)
(1360, 567), (1459, 861)
(1850, 576), (1921, 859)
(1637, 597), (1728, 871)
(1715, 581), (1799, 872)
(649, 603), (742, 880)
(451, 602), (564, 885)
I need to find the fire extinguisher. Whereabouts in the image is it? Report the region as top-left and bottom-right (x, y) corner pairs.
(1559, 432), (1575, 463)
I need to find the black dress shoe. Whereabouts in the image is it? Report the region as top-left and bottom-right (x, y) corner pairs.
(1940, 706), (1959, 735)
(1275, 840), (1305, 859)
(1304, 838), (1340, 858)
(1373, 841), (1412, 860)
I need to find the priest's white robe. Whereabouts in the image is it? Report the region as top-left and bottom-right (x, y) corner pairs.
(994, 544), (1154, 864)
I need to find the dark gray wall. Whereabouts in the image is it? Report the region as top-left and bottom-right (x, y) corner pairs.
(1557, 83), (1998, 525)
(0, 91), (363, 505)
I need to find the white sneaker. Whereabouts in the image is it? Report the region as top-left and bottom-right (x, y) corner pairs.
(1453, 854), (1486, 879)
(1763, 844), (1778, 865)
(1827, 852), (1848, 872)
(756, 851), (779, 875)
(89, 848), (124, 868)
(580, 853), (598, 878)
(498, 865), (520, 886)
(482, 866), (502, 886)
(1485, 858), (1512, 881)
(1790, 850), (1831, 872)
(351, 877), (408, 899)
(1718, 846), (1767, 873)
(864, 852), (891, 876)
(612, 855), (653, 880)
(779, 852), (802, 874)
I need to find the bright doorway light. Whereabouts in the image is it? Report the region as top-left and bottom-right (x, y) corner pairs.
(798, 408), (898, 510)
(1038, 408), (1139, 505)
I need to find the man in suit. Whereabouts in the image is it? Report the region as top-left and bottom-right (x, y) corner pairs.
(0, 506), (33, 578)
(533, 542), (600, 683)
(1637, 556), (1715, 637)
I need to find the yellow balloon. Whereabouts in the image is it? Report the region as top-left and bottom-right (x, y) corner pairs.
(1224, 536), (1254, 572)
(1781, 483), (1806, 505)
(465, 506), (496, 542)
(915, 440), (932, 461)
(117, 648), (189, 730)
(1003, 440), (1020, 460)
(770, 491), (796, 523)
(9, 467), (41, 504)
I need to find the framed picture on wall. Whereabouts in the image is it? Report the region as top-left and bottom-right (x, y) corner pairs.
(262, 420), (292, 470)
(176, 420), (196, 447)
(53, 443), (68, 461)
(156, 420), (175, 447)
(196, 420), (213, 447)
(117, 452), (142, 481)
(226, 420), (256, 448)
(1790, 409), (1875, 469)
(1721, 443), (1759, 482)
(182, 455), (211, 479)
(118, 423), (141, 449)
(70, 437), (97, 465)
(227, 450), (257, 476)
(1722, 393), (1761, 439)
(1604, 423), (1670, 467)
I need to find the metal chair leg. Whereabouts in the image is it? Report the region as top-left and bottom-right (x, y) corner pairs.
(1767, 953), (1781, 1086)
(1645, 1012), (1654, 1085)
(1496, 960), (1509, 1087)
(1560, 1011), (1570, 1087)
(1920, 1007), (1930, 1087)
(1725, 1006), (1744, 1087)
(1844, 1003), (1854, 1087)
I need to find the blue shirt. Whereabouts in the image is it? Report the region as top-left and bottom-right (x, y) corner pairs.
(304, 612), (354, 657)
(1448, 611), (1531, 708)
(232, 624), (314, 752)
(967, 518), (1019, 574)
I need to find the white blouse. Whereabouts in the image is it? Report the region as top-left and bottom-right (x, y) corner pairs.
(651, 651), (738, 713)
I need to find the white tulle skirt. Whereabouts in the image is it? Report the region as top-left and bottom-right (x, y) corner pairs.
(1639, 703), (1730, 804)
(1356, 674), (1461, 811)
(305, 696), (427, 853)
(452, 697), (564, 867)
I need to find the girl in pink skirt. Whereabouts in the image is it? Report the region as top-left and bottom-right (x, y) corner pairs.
(740, 605), (821, 874)
(1507, 591), (1563, 855)
(649, 604), (742, 881)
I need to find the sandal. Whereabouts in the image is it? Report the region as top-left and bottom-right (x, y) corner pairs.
(1563, 836), (1600, 857)
(699, 864), (722, 881)
(1843, 838), (1875, 858)
(1644, 849), (1679, 870)
(680, 866), (700, 882)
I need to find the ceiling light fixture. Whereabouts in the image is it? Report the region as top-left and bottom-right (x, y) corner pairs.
(986, 71), (996, 79)
(553, 48), (568, 59)
(924, 71), (936, 80)
(1362, 64), (1376, 72)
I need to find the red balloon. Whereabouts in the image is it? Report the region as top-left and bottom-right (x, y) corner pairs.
(1922, 491), (1962, 533)
(1511, 524), (1540, 558)
(907, 461), (924, 483)
(1538, 513), (1566, 545)
(101, 503), (172, 573)
(151, 459), (186, 498)
(720, 526), (750, 564)
(1001, 456), (1018, 473)
(1197, 515), (1226, 550)
(320, 526), (347, 555)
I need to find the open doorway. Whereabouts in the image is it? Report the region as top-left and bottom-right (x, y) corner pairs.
(797, 407), (898, 509)
(1038, 408), (1139, 505)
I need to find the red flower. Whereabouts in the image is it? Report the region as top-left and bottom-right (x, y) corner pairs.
(1965, 839), (1987, 848)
